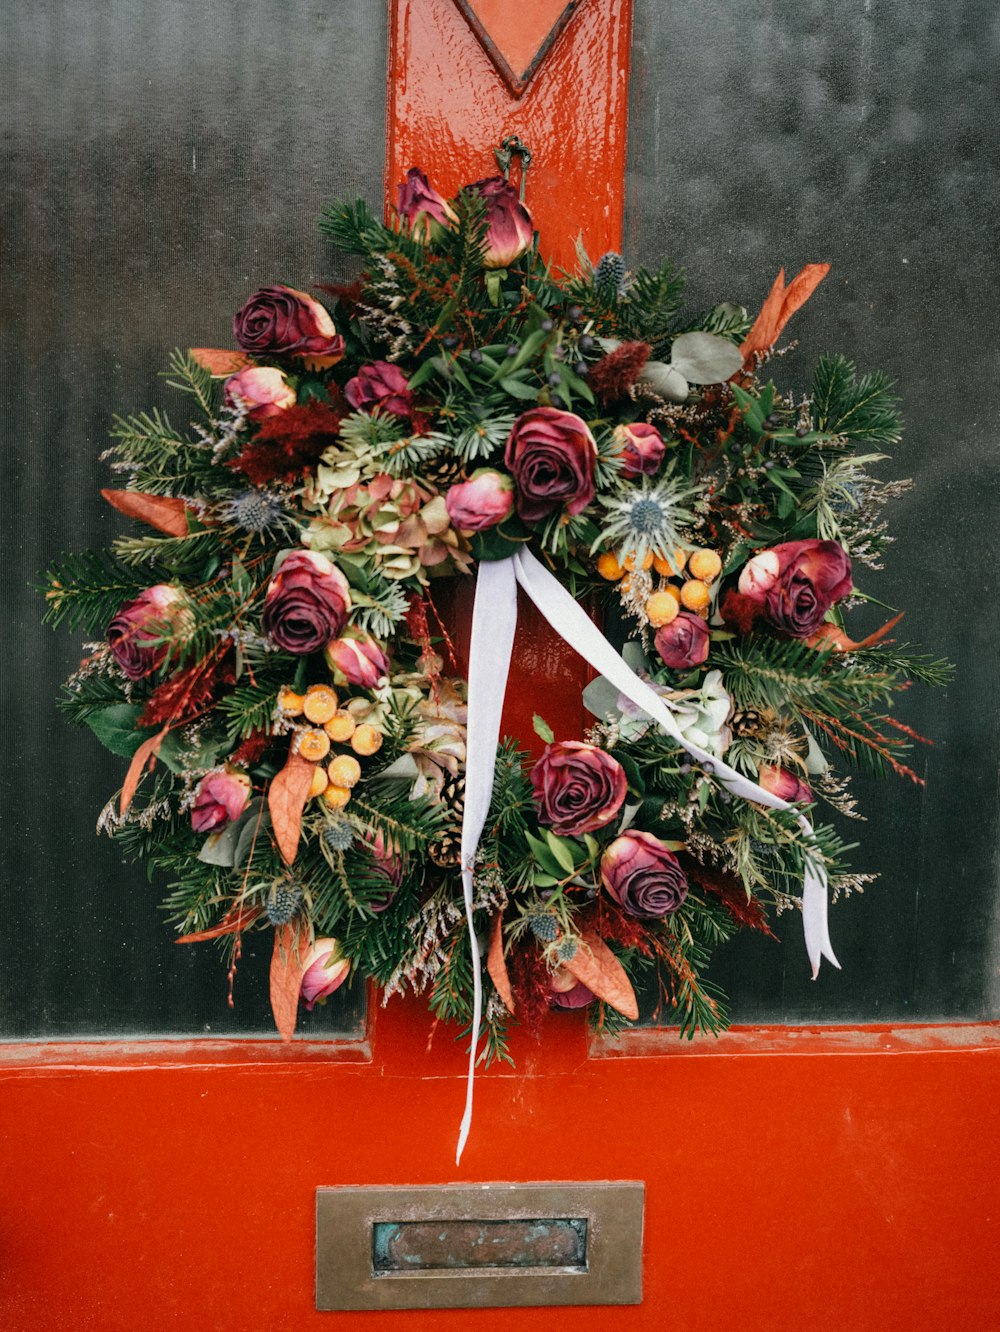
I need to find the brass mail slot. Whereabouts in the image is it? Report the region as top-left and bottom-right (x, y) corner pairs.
(316, 1181), (644, 1311)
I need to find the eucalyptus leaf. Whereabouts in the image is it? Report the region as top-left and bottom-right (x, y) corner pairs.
(669, 331), (743, 384)
(637, 361), (688, 402)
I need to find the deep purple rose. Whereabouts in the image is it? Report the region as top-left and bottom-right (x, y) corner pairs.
(601, 829), (689, 918)
(653, 611), (711, 671)
(465, 176), (534, 268)
(107, 584), (184, 681)
(739, 539), (852, 638)
(613, 421), (667, 478)
(396, 167), (458, 242)
(262, 550), (351, 655)
(444, 468), (515, 532)
(233, 285), (344, 363)
(190, 770), (251, 834)
(344, 361), (412, 417)
(531, 741), (627, 837)
(503, 407), (597, 523)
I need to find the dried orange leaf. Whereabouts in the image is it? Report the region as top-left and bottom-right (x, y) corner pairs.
(175, 904), (262, 944)
(486, 912), (515, 1014)
(564, 930), (639, 1021)
(739, 263), (831, 368)
(270, 920), (310, 1043)
(120, 725), (169, 815)
(101, 489), (190, 537)
(268, 751), (314, 865)
(808, 611), (904, 653)
(189, 347), (251, 376)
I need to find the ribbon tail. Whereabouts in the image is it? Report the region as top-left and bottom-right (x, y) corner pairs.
(455, 557), (518, 1166)
(513, 548), (838, 979)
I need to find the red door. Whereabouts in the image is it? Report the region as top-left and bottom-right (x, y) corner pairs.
(2, 3), (998, 1329)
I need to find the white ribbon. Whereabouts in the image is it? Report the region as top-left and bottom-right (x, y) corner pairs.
(455, 548), (839, 1163)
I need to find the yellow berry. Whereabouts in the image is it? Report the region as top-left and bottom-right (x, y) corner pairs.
(351, 724), (384, 757)
(688, 549), (723, 583)
(596, 551), (625, 581)
(277, 687), (305, 717)
(623, 550), (654, 573)
(308, 765), (330, 798)
(302, 684), (339, 724)
(323, 710), (356, 742)
(645, 591), (680, 628)
(322, 784), (352, 810)
(680, 579), (711, 612)
(327, 754), (362, 789)
(653, 547), (688, 578)
(662, 584), (682, 604)
(297, 728), (331, 762)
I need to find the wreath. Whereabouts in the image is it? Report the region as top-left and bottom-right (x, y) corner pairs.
(45, 165), (948, 1080)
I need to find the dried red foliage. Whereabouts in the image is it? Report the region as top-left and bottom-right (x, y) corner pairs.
(720, 588), (763, 635)
(506, 944), (557, 1034)
(587, 340), (651, 405)
(315, 278), (364, 316)
(229, 397), (345, 487)
(581, 900), (651, 954)
(681, 856), (778, 938)
(230, 730), (272, 768)
(138, 651), (234, 728)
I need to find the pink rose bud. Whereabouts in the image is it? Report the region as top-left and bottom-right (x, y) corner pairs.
(613, 421), (667, 478)
(601, 829), (689, 918)
(299, 939), (351, 1011)
(531, 741), (628, 837)
(233, 285), (344, 363)
(653, 611), (711, 671)
(324, 631), (389, 688)
(107, 584), (184, 680)
(262, 550), (351, 655)
(444, 468), (515, 531)
(344, 361), (413, 417)
(222, 366), (296, 421)
(190, 769), (252, 834)
(549, 968), (596, 1009)
(465, 175), (534, 269)
(758, 764), (813, 805)
(396, 167), (458, 242)
(738, 540), (852, 638)
(504, 407), (598, 522)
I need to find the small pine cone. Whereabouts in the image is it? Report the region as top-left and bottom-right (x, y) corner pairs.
(730, 706), (773, 738)
(529, 913), (559, 942)
(556, 936), (578, 963)
(321, 818), (355, 853)
(266, 883), (303, 926)
(422, 453), (466, 489)
(594, 251), (627, 296)
(428, 771), (466, 868)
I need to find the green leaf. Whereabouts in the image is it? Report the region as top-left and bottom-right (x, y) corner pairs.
(532, 714), (555, 744)
(669, 331), (743, 384)
(499, 328), (548, 377)
(83, 704), (152, 758)
(524, 831), (566, 878)
(544, 830), (578, 875)
(498, 376), (540, 401)
(405, 358), (438, 391)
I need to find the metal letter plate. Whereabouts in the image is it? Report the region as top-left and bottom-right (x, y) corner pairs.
(316, 1181), (644, 1310)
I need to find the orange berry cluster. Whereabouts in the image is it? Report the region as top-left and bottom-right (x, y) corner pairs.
(597, 547), (723, 627)
(277, 684), (384, 810)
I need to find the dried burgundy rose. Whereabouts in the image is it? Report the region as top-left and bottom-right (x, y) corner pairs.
(613, 421), (667, 478)
(738, 539), (852, 638)
(190, 770), (251, 834)
(299, 940), (350, 1010)
(261, 550), (351, 655)
(549, 969), (596, 1009)
(396, 167), (457, 242)
(107, 584), (184, 681)
(324, 631), (389, 688)
(503, 406), (597, 523)
(222, 366), (296, 421)
(464, 175), (533, 268)
(530, 741), (628, 837)
(344, 361), (412, 417)
(653, 610), (711, 671)
(758, 764), (813, 805)
(601, 829), (689, 918)
(233, 285), (344, 362)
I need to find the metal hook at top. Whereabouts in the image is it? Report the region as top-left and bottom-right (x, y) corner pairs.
(494, 134), (533, 203)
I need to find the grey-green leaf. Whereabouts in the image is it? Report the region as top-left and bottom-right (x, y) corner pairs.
(669, 331), (743, 384)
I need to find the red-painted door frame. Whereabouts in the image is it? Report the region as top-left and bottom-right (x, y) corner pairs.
(2, 4), (999, 1329)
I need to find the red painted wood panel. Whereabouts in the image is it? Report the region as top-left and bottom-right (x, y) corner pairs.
(3, 4), (999, 1329)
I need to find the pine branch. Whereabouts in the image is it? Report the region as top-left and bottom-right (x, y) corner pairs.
(42, 550), (150, 633)
(811, 354), (902, 445)
(162, 349), (216, 420)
